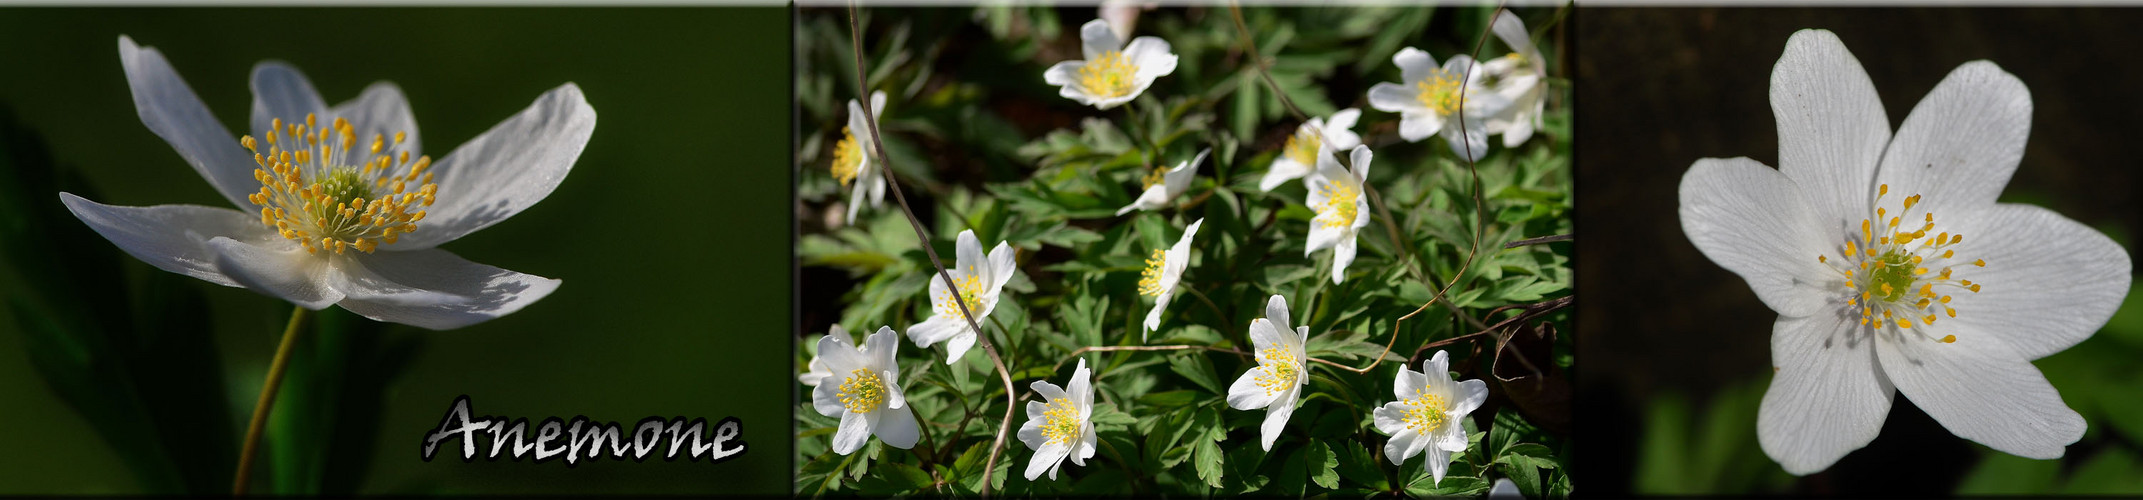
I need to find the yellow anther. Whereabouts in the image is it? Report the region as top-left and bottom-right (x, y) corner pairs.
(1940, 335), (1956, 343)
(1078, 50), (1138, 99)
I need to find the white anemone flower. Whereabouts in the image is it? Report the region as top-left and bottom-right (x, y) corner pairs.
(1483, 10), (1547, 148)
(906, 229), (1017, 364)
(1225, 294), (1309, 451)
(62, 36), (591, 330)
(1116, 148), (1206, 216)
(811, 326), (919, 455)
(1138, 218), (1203, 339)
(1367, 47), (1510, 162)
(1304, 144), (1373, 284)
(1018, 358), (1096, 481)
(1679, 30), (2130, 474)
(830, 91), (887, 226)
(799, 324), (856, 387)
(1260, 108), (1362, 192)
(1373, 350), (1488, 486)
(1044, 19), (1178, 110)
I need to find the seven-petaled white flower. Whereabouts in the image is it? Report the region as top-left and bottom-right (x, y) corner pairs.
(1679, 30), (2131, 474)
(830, 91), (887, 226)
(906, 229), (1018, 365)
(1018, 358), (1097, 480)
(1044, 19), (1178, 110)
(1116, 148), (1206, 216)
(1482, 10), (1546, 148)
(799, 324), (856, 387)
(1226, 294), (1309, 451)
(1373, 350), (1488, 486)
(61, 36), (592, 330)
(812, 326), (920, 455)
(1260, 108), (1362, 192)
(1367, 47), (1509, 162)
(1305, 144), (1373, 284)
(1138, 218), (1204, 339)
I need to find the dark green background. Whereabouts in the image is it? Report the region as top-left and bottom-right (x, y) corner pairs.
(0, 7), (788, 494)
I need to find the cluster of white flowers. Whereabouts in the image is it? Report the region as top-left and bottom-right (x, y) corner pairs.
(809, 10), (1551, 487)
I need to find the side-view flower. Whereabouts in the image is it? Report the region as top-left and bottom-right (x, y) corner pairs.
(61, 36), (594, 330)
(1117, 148), (1207, 215)
(1226, 294), (1309, 451)
(1305, 144), (1374, 284)
(1483, 9), (1546, 148)
(1018, 358), (1097, 480)
(1260, 108), (1361, 192)
(831, 91), (889, 226)
(800, 324), (855, 387)
(906, 229), (1018, 364)
(812, 326), (921, 455)
(1139, 218), (1204, 338)
(1044, 18), (1178, 110)
(1678, 29), (2131, 475)
(1374, 350), (1488, 486)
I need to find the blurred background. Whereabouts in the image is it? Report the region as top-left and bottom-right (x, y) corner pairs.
(1578, 8), (2143, 496)
(0, 8), (788, 494)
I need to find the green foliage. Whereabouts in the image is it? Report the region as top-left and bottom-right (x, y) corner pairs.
(799, 5), (1570, 497)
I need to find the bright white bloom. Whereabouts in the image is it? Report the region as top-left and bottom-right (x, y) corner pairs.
(1372, 351), (1488, 486)
(1679, 30), (2130, 474)
(1138, 218), (1203, 339)
(1116, 148), (1206, 216)
(830, 91), (888, 226)
(799, 324), (856, 387)
(1043, 19), (1178, 110)
(62, 36), (591, 330)
(906, 229), (1017, 364)
(1225, 294), (1309, 451)
(1018, 358), (1096, 480)
(811, 326), (919, 455)
(1304, 144), (1373, 284)
(1260, 108), (1362, 192)
(1489, 478), (1523, 499)
(1367, 47), (1510, 162)
(1482, 10), (1547, 148)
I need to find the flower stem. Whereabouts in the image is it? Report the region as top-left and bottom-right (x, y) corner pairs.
(232, 305), (308, 496)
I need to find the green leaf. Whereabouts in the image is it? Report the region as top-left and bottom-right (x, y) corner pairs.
(1168, 352), (1225, 395)
(1308, 440), (1341, 489)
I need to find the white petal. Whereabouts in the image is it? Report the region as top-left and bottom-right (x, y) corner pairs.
(1938, 204), (2131, 359)
(1044, 60), (1087, 92)
(812, 378), (846, 417)
(205, 237), (341, 309)
(1119, 185), (1169, 215)
(1678, 157), (1836, 318)
(1079, 19), (1121, 60)
(845, 178), (867, 226)
(1772, 30), (1891, 237)
(1491, 10), (1535, 56)
(943, 331), (978, 365)
(1075, 422), (1098, 463)
(1501, 111), (1537, 147)
(906, 316), (963, 348)
(330, 248), (561, 330)
(1372, 402), (1408, 435)
(1398, 112), (1439, 143)
(1394, 47), (1439, 85)
(1490, 478), (1522, 499)
(1421, 351), (1451, 384)
(818, 328), (868, 371)
(1261, 157), (1308, 192)
(58, 194), (264, 287)
(1070, 358), (1094, 408)
(397, 83), (596, 249)
(330, 82), (423, 169)
(1442, 114), (1491, 162)
(831, 411), (870, 455)
(874, 405), (920, 449)
(248, 62), (329, 144)
(1227, 369), (1280, 410)
(1877, 326), (2085, 459)
(1757, 310), (1894, 475)
(1424, 445), (1451, 486)
(1872, 60), (2030, 219)
(1259, 393), (1296, 451)
(1347, 145), (1374, 182)
(988, 241), (1018, 291)
(1326, 108), (1362, 140)
(798, 358), (830, 387)
(1164, 149), (1205, 196)
(954, 229), (986, 282)
(1394, 359), (1429, 400)
(1249, 318), (1290, 353)
(1330, 233), (1357, 284)
(1018, 412), (1048, 448)
(1125, 37), (1178, 81)
(866, 327), (901, 374)
(118, 36), (256, 208)
(1383, 428), (1419, 466)
(1027, 443), (1070, 481)
(1262, 294), (1293, 333)
(1143, 291), (1172, 338)
(1451, 378), (1489, 418)
(1434, 416), (1468, 453)
(1367, 82), (1425, 114)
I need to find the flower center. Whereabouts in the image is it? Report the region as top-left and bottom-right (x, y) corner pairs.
(1413, 72), (1462, 115)
(1283, 127), (1322, 167)
(1253, 346), (1301, 396)
(934, 269), (989, 320)
(1314, 181), (1361, 229)
(832, 126), (863, 187)
(1079, 50), (1139, 99)
(243, 114), (434, 255)
(1139, 166), (1168, 191)
(1402, 390), (1450, 435)
(1137, 249), (1169, 296)
(1040, 397), (1082, 445)
(836, 368), (886, 414)
(1817, 184), (1984, 344)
